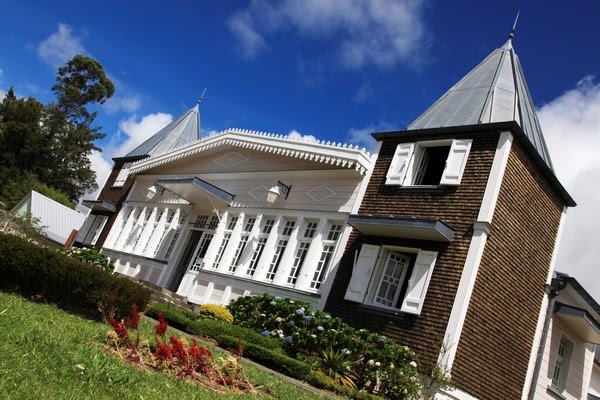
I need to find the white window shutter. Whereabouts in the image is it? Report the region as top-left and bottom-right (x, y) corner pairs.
(385, 143), (415, 185)
(344, 244), (381, 303)
(440, 139), (472, 185)
(113, 165), (130, 187)
(400, 250), (437, 315)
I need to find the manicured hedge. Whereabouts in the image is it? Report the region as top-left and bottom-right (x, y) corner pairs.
(0, 233), (151, 321)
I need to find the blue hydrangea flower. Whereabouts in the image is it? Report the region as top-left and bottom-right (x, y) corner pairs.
(262, 330), (270, 337)
(295, 309), (304, 316)
(304, 315), (312, 322)
(283, 336), (293, 344)
(269, 301), (277, 306)
(324, 314), (332, 319)
(288, 320), (296, 330)
(317, 326), (325, 332)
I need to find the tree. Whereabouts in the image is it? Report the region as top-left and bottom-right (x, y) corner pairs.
(0, 56), (114, 204)
(0, 88), (45, 173)
(39, 55), (115, 202)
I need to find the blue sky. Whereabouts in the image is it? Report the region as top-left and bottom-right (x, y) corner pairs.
(1, 0), (599, 299)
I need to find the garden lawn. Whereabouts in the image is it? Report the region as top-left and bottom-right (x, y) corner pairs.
(0, 292), (328, 400)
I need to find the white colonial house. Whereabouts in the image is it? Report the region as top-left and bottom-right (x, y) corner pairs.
(80, 105), (373, 307)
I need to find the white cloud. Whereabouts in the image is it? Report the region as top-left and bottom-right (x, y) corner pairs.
(539, 76), (600, 302)
(37, 23), (87, 68)
(110, 112), (173, 157)
(287, 129), (317, 143)
(228, 0), (426, 69)
(84, 149), (114, 202)
(346, 121), (399, 152)
(104, 95), (142, 114)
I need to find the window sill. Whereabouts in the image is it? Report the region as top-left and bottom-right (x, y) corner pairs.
(546, 385), (567, 400)
(356, 303), (417, 318)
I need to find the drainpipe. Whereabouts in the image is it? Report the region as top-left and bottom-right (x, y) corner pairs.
(527, 277), (567, 400)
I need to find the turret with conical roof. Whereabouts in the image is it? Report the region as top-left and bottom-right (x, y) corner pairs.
(408, 38), (553, 169)
(114, 103), (201, 162)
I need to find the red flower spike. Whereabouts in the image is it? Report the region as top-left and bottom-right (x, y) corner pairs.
(155, 312), (168, 338)
(111, 319), (129, 339)
(127, 304), (140, 330)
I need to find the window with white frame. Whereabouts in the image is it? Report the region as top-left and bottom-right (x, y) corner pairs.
(246, 218), (275, 277)
(142, 208), (165, 254)
(287, 220), (318, 285)
(550, 335), (574, 393)
(310, 222), (343, 290)
(386, 139), (472, 186)
(265, 218), (295, 281)
(228, 216), (256, 273)
(344, 244), (438, 315)
(163, 211), (188, 259)
(212, 215), (238, 269)
(112, 163), (131, 187)
(189, 215), (219, 272)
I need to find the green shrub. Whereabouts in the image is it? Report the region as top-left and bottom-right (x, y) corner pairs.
(145, 303), (196, 331)
(0, 233), (151, 321)
(227, 293), (422, 399)
(197, 303), (234, 324)
(60, 246), (115, 273)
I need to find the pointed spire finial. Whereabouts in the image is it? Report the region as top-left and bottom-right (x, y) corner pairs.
(508, 10), (520, 39)
(198, 88), (207, 104)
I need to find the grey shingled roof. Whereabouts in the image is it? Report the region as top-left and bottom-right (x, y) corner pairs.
(408, 39), (553, 169)
(122, 104), (200, 160)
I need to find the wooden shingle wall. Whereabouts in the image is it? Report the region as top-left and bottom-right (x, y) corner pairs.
(451, 140), (564, 399)
(325, 131), (498, 368)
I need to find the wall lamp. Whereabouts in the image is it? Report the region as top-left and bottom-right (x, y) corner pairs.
(267, 181), (292, 203)
(143, 184), (165, 200)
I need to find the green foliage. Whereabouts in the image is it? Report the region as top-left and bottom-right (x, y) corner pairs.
(228, 293), (423, 399)
(0, 55), (114, 202)
(0, 233), (151, 321)
(0, 170), (74, 211)
(197, 303), (234, 324)
(318, 347), (357, 389)
(60, 246), (115, 273)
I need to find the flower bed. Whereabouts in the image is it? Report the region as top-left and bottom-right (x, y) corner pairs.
(228, 293), (422, 399)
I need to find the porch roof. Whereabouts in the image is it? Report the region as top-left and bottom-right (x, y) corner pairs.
(554, 302), (600, 344)
(347, 215), (455, 243)
(156, 176), (234, 207)
(81, 200), (116, 213)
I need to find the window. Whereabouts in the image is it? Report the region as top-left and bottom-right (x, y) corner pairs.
(228, 216), (255, 272)
(266, 219), (295, 281)
(386, 139), (472, 186)
(112, 163), (131, 187)
(287, 220), (317, 285)
(310, 222), (343, 290)
(344, 244), (438, 315)
(550, 335), (574, 393)
(246, 218), (275, 277)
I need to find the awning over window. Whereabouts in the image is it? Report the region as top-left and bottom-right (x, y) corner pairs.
(156, 177), (234, 207)
(81, 200), (117, 213)
(555, 302), (600, 344)
(347, 215), (454, 243)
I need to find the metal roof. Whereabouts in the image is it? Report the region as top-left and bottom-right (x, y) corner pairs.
(121, 104), (200, 160)
(408, 39), (553, 169)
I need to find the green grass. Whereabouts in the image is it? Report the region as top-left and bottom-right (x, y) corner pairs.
(0, 292), (328, 399)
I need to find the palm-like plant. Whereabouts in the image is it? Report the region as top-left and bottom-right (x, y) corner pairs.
(318, 348), (357, 389)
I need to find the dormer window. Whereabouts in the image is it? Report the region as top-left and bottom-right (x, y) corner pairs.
(386, 139), (472, 186)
